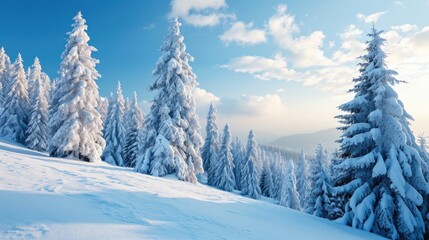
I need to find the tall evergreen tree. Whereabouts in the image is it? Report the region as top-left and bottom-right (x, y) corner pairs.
(97, 96), (109, 123)
(232, 136), (244, 190)
(0, 47), (11, 107)
(335, 27), (428, 239)
(307, 144), (332, 218)
(123, 92), (144, 168)
(49, 12), (105, 162)
(296, 150), (310, 209)
(102, 82), (125, 166)
(271, 152), (284, 199)
(260, 160), (274, 197)
(212, 124), (235, 191)
(202, 103), (220, 185)
(28, 58), (49, 107)
(279, 160), (301, 210)
(135, 19), (203, 183)
(0, 54), (30, 143)
(0, 82), (3, 108)
(25, 64), (49, 151)
(123, 97), (132, 135)
(241, 130), (262, 199)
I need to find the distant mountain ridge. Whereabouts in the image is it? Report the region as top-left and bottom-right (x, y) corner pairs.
(270, 128), (340, 156)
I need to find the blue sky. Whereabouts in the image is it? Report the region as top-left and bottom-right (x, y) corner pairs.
(1, 0), (428, 143)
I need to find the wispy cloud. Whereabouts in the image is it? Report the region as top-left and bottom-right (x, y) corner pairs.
(169, 0), (234, 27)
(356, 11), (388, 23)
(220, 21), (266, 45)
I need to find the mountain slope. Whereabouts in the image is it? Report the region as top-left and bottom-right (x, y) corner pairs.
(270, 128), (340, 155)
(0, 138), (384, 240)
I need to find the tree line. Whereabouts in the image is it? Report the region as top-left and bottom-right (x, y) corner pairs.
(0, 11), (428, 240)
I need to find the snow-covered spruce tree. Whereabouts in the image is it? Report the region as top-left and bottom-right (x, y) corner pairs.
(0, 47), (11, 107)
(102, 82), (125, 166)
(335, 27), (428, 239)
(0, 82), (3, 108)
(306, 144), (332, 218)
(279, 160), (301, 210)
(135, 18), (203, 183)
(328, 150), (346, 220)
(241, 130), (262, 199)
(102, 92), (114, 137)
(28, 58), (50, 107)
(296, 150), (310, 209)
(260, 160), (274, 197)
(25, 61), (49, 151)
(212, 124), (236, 191)
(97, 96), (109, 123)
(272, 152), (284, 199)
(123, 92), (144, 168)
(0, 54), (30, 143)
(202, 103), (220, 186)
(49, 12), (105, 162)
(123, 97), (132, 135)
(232, 136), (244, 190)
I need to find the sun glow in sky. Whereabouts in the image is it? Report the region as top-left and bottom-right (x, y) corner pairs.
(1, 0), (428, 143)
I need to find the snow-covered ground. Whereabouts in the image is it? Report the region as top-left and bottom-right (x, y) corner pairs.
(0, 138), (385, 240)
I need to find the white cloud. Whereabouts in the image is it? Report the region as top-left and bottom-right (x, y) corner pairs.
(332, 25), (366, 64)
(222, 54), (300, 81)
(219, 21), (266, 45)
(356, 11), (388, 23)
(221, 94), (287, 116)
(169, 0), (234, 27)
(194, 87), (220, 106)
(276, 88), (285, 93)
(217, 93), (290, 142)
(268, 4), (333, 68)
(224, 54), (356, 95)
(394, 1), (403, 5)
(391, 24), (418, 33)
(142, 23), (155, 31)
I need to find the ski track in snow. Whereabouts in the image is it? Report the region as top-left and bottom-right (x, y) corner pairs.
(0, 138), (386, 240)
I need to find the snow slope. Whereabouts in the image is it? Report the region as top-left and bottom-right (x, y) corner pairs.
(0, 138), (385, 240)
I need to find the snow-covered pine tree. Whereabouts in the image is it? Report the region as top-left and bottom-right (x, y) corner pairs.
(296, 150), (310, 210)
(49, 12), (105, 162)
(103, 92), (114, 137)
(101, 82), (125, 166)
(232, 136), (244, 190)
(0, 54), (30, 143)
(307, 144), (332, 218)
(328, 150), (346, 220)
(260, 159), (274, 197)
(25, 64), (49, 151)
(123, 92), (144, 168)
(212, 124), (235, 191)
(97, 96), (109, 123)
(0, 82), (3, 108)
(241, 130), (262, 199)
(28, 58), (43, 106)
(272, 152), (284, 199)
(135, 18), (203, 183)
(202, 103), (220, 186)
(278, 160), (301, 210)
(123, 97), (131, 135)
(0, 47), (11, 107)
(335, 27), (428, 239)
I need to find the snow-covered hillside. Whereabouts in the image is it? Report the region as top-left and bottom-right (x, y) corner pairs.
(0, 138), (385, 240)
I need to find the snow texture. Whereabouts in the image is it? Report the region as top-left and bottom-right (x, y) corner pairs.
(0, 138), (386, 240)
